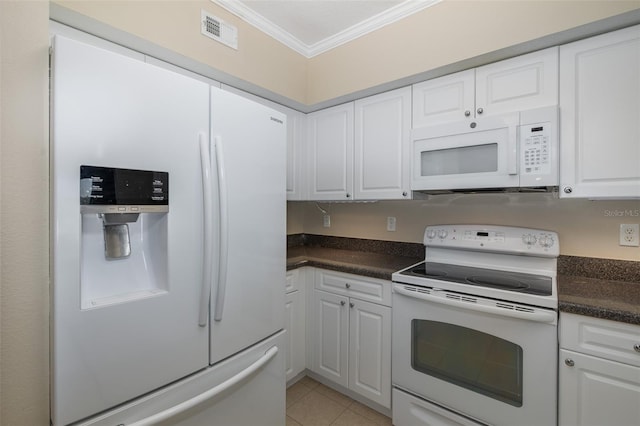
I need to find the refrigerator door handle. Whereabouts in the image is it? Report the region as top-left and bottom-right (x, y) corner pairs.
(198, 133), (213, 327)
(213, 136), (229, 322)
(128, 346), (279, 426)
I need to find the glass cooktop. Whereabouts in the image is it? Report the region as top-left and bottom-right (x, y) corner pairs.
(400, 262), (553, 296)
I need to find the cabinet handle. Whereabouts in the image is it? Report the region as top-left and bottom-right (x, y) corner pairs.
(477, 107), (484, 114)
(634, 344), (640, 353)
(349, 302), (354, 308)
(340, 300), (346, 306)
(564, 358), (575, 367)
(464, 110), (471, 117)
(563, 186), (573, 194)
(345, 283), (351, 289)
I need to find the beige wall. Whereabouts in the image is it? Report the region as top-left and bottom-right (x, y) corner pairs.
(53, 1), (640, 107)
(0, 1), (50, 425)
(290, 196), (640, 261)
(308, 0), (640, 104)
(54, 0), (309, 105)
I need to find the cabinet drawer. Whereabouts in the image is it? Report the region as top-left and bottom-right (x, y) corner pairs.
(560, 313), (640, 367)
(314, 269), (392, 306)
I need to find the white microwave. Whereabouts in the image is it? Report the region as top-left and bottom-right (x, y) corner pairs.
(411, 106), (558, 192)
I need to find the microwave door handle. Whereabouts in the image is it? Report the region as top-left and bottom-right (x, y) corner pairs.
(393, 284), (557, 323)
(507, 124), (518, 175)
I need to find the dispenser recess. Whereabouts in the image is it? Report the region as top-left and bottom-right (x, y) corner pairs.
(79, 165), (169, 308)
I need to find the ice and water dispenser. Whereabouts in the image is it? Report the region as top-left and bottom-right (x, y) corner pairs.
(79, 166), (169, 308)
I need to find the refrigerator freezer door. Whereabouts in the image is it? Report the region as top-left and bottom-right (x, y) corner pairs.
(209, 87), (286, 365)
(51, 36), (209, 425)
(76, 332), (286, 426)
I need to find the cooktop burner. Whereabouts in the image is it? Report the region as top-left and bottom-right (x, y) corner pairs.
(400, 262), (552, 296)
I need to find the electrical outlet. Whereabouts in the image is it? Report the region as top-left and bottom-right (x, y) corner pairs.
(323, 215), (331, 228)
(387, 216), (396, 232)
(619, 224), (639, 247)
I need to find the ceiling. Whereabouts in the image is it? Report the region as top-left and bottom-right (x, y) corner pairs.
(212, 0), (441, 57)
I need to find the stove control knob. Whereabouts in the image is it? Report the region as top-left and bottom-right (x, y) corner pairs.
(522, 234), (537, 246)
(437, 230), (448, 239)
(426, 229), (437, 240)
(539, 235), (555, 248)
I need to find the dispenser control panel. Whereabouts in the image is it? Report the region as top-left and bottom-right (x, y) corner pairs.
(80, 165), (169, 213)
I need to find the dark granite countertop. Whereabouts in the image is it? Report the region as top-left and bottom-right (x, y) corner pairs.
(558, 275), (640, 325)
(287, 246), (421, 281)
(288, 234), (640, 326)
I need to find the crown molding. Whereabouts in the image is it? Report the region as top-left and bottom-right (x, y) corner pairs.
(212, 0), (441, 58)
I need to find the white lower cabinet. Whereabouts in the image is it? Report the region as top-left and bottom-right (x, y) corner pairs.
(285, 269), (306, 382)
(559, 313), (640, 426)
(310, 269), (392, 408)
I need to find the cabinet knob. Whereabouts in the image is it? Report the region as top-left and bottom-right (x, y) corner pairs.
(345, 283), (351, 289)
(634, 344), (640, 353)
(402, 191), (408, 197)
(477, 107), (484, 114)
(346, 193), (351, 198)
(349, 302), (354, 308)
(563, 186), (573, 194)
(464, 110), (471, 117)
(340, 300), (346, 306)
(564, 358), (575, 367)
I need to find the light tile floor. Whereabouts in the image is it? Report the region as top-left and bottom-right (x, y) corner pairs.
(286, 376), (392, 426)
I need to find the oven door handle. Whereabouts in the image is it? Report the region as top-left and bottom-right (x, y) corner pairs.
(393, 284), (557, 323)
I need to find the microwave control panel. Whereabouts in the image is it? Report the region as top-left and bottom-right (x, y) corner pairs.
(520, 122), (551, 175)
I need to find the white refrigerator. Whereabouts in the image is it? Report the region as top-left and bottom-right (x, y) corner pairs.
(50, 35), (286, 425)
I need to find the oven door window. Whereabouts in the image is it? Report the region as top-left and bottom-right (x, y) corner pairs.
(411, 320), (523, 407)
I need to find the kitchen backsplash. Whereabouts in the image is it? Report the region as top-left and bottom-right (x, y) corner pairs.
(287, 195), (640, 262)
(288, 233), (640, 283)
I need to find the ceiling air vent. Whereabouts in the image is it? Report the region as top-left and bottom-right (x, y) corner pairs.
(201, 10), (238, 50)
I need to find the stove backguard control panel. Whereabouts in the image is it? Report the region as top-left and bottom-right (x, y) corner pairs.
(424, 224), (559, 257)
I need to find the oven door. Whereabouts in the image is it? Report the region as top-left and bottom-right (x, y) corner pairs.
(392, 283), (557, 426)
(411, 114), (519, 191)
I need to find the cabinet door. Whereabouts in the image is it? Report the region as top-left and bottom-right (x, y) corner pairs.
(559, 349), (640, 426)
(354, 87), (411, 200)
(307, 103), (354, 200)
(286, 269), (299, 294)
(285, 290), (306, 382)
(286, 111), (306, 200)
(312, 290), (349, 387)
(559, 25), (640, 198)
(412, 70), (475, 127)
(349, 299), (391, 408)
(475, 46), (558, 117)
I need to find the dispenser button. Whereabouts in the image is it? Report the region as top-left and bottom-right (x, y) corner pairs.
(117, 207), (126, 212)
(130, 206), (139, 212)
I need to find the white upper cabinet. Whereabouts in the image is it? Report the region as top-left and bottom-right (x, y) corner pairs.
(354, 87), (411, 200)
(413, 47), (558, 127)
(307, 103), (355, 200)
(286, 111), (307, 200)
(412, 69), (475, 127)
(559, 25), (640, 199)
